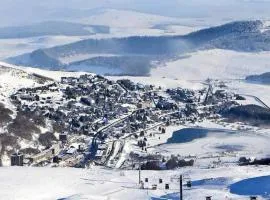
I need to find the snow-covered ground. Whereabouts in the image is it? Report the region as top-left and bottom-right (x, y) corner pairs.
(0, 7), (270, 200)
(151, 127), (270, 162)
(0, 10), (206, 62)
(107, 76), (203, 90)
(0, 61), (90, 82)
(0, 165), (269, 200)
(227, 80), (270, 108)
(151, 49), (270, 80)
(0, 52), (270, 199)
(0, 64), (38, 109)
(77, 9), (179, 29)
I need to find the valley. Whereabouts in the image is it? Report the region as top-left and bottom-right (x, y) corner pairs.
(0, 61), (270, 199)
(0, 4), (270, 200)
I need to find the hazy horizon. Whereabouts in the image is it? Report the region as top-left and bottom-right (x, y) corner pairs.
(0, 0), (270, 27)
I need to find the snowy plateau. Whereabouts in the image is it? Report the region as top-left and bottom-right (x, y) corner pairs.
(0, 7), (270, 200)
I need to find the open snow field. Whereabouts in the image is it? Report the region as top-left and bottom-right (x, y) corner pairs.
(77, 9), (177, 29)
(150, 127), (270, 163)
(151, 49), (270, 81)
(227, 80), (270, 108)
(0, 166), (269, 200)
(0, 62), (90, 82)
(107, 76), (204, 90)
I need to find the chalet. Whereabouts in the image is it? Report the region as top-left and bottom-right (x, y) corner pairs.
(66, 146), (77, 155)
(156, 99), (177, 110)
(19, 94), (37, 101)
(61, 77), (78, 85)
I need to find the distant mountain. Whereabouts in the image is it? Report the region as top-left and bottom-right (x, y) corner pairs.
(7, 20), (270, 75)
(0, 21), (110, 39)
(55, 8), (179, 29)
(246, 72), (270, 84)
(184, 20), (263, 44)
(9, 49), (62, 70)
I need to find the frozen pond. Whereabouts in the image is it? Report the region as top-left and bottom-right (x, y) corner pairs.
(153, 127), (270, 161)
(167, 128), (236, 144)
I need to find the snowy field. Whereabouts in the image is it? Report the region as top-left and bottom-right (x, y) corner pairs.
(150, 127), (270, 162)
(151, 49), (270, 81)
(77, 9), (177, 29)
(0, 166), (269, 200)
(107, 76), (204, 90)
(227, 80), (270, 108)
(0, 62), (90, 82)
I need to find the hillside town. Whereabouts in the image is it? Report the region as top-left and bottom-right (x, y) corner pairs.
(8, 73), (250, 170)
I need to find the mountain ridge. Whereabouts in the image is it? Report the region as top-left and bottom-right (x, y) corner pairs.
(7, 20), (270, 75)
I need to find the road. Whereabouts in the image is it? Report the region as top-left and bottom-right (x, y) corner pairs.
(89, 106), (184, 161)
(89, 109), (143, 159)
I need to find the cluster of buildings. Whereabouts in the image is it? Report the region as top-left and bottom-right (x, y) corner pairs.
(9, 75), (239, 168)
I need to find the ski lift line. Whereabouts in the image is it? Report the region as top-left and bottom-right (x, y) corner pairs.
(137, 160), (185, 200)
(121, 185), (181, 191)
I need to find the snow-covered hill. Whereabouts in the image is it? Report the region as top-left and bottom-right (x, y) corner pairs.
(0, 35), (89, 60)
(0, 62), (88, 166)
(7, 20), (270, 76)
(77, 9), (179, 29)
(0, 165), (269, 200)
(151, 49), (270, 80)
(0, 9), (201, 62)
(246, 72), (270, 84)
(0, 64), (48, 165)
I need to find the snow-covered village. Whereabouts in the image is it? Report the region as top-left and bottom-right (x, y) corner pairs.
(1, 1), (270, 200)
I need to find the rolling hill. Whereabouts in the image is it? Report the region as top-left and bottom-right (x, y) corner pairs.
(246, 72), (270, 84)
(7, 20), (270, 76)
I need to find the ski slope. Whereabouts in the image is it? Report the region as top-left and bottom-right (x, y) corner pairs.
(0, 166), (269, 200)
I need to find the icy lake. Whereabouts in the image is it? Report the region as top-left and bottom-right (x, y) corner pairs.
(166, 128), (236, 144)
